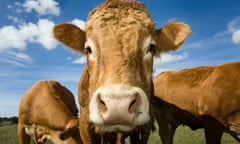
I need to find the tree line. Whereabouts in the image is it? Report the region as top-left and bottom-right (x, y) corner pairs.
(0, 116), (18, 125)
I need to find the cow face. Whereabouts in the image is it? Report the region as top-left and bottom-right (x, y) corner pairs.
(53, 0), (191, 132)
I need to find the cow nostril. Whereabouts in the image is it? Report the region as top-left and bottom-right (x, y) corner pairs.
(99, 98), (105, 106)
(97, 94), (107, 112)
(128, 95), (139, 113)
(129, 99), (136, 111)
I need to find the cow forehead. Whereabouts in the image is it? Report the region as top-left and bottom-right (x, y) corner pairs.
(86, 1), (155, 42)
(87, 8), (153, 27)
(87, 0), (152, 24)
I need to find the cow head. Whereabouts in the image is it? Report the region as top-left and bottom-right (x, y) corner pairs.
(53, 0), (191, 132)
(58, 119), (82, 144)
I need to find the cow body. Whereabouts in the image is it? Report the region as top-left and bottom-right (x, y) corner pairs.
(153, 62), (240, 144)
(53, 0), (191, 143)
(18, 80), (82, 144)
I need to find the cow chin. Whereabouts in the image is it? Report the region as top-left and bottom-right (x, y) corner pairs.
(89, 84), (150, 132)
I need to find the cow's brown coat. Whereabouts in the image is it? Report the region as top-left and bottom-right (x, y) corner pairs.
(53, 0), (191, 143)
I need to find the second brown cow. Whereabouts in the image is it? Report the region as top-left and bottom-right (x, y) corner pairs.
(18, 80), (82, 144)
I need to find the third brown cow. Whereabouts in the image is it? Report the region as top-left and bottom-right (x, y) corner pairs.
(153, 62), (240, 144)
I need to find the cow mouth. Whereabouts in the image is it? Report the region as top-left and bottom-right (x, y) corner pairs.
(93, 111), (147, 132)
(97, 124), (136, 132)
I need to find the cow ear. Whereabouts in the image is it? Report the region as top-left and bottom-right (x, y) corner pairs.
(153, 21), (191, 56)
(53, 23), (87, 55)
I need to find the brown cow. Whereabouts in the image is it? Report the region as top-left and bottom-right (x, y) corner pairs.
(18, 80), (82, 144)
(53, 0), (191, 143)
(153, 62), (240, 144)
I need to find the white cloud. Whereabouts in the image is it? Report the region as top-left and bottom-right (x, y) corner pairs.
(3, 1), (86, 52)
(228, 17), (240, 32)
(6, 15), (23, 24)
(184, 30), (230, 50)
(35, 19), (58, 50)
(153, 68), (174, 77)
(0, 51), (33, 68)
(8, 51), (33, 62)
(0, 19), (58, 51)
(71, 19), (86, 30)
(153, 53), (187, 77)
(2, 59), (27, 68)
(184, 17), (240, 49)
(0, 17), (87, 52)
(7, 2), (22, 14)
(23, 0), (60, 16)
(232, 30), (240, 44)
(228, 17), (240, 44)
(154, 53), (188, 67)
(72, 56), (87, 64)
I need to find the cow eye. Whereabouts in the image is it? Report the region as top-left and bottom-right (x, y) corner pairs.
(147, 44), (155, 55)
(85, 46), (92, 54)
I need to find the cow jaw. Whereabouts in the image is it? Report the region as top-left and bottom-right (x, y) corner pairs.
(89, 84), (150, 132)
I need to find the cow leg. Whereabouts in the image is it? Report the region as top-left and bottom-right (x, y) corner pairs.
(152, 97), (178, 144)
(158, 122), (176, 144)
(139, 131), (150, 144)
(18, 123), (31, 144)
(204, 127), (223, 144)
(202, 116), (224, 144)
(116, 133), (127, 144)
(137, 121), (154, 144)
(129, 126), (151, 144)
(103, 133), (118, 144)
(130, 132), (141, 144)
(142, 116), (155, 144)
(154, 110), (177, 144)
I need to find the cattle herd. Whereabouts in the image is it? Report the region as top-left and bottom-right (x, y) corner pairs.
(17, 0), (240, 144)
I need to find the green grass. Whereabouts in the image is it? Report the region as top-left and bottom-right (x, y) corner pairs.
(147, 125), (239, 144)
(0, 124), (238, 144)
(0, 124), (51, 144)
(0, 124), (18, 144)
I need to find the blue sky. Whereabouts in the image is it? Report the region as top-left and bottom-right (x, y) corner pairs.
(0, 0), (240, 117)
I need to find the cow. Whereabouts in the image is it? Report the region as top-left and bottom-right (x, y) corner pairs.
(152, 61), (240, 144)
(53, 0), (191, 143)
(18, 80), (82, 144)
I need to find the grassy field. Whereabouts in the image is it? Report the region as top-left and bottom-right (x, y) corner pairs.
(0, 124), (238, 144)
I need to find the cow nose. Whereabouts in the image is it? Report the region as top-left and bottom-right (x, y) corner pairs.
(89, 84), (150, 132)
(96, 92), (141, 124)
